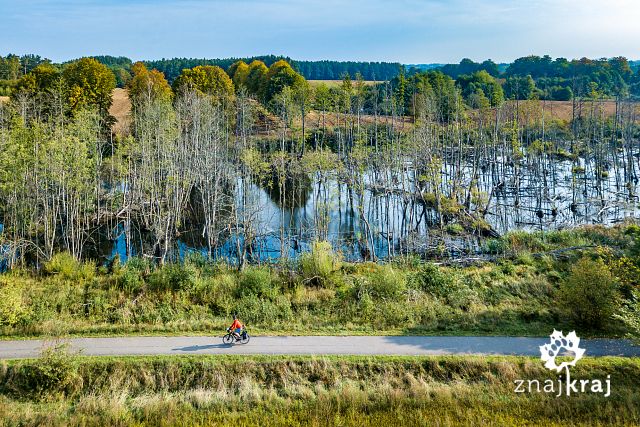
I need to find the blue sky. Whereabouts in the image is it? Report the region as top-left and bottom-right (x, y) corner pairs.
(1, 0), (638, 63)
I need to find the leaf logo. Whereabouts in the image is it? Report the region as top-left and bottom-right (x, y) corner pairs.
(539, 330), (585, 372)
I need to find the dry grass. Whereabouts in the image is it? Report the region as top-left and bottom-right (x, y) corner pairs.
(486, 99), (640, 124)
(306, 109), (413, 129)
(0, 96), (9, 104)
(525, 99), (639, 123)
(308, 80), (380, 88)
(106, 87), (639, 138)
(108, 88), (131, 136)
(1, 355), (639, 426)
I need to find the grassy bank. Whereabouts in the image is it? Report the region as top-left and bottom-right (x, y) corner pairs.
(1, 223), (639, 339)
(1, 352), (639, 426)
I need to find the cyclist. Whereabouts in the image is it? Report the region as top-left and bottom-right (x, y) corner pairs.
(228, 314), (243, 341)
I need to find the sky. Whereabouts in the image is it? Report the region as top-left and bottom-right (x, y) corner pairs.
(1, 0), (639, 64)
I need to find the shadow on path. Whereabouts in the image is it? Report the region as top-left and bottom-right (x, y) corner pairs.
(172, 344), (230, 352)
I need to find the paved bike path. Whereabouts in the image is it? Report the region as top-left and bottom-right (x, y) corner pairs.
(1, 336), (639, 359)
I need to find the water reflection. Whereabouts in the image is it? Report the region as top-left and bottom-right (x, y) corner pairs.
(101, 153), (638, 264)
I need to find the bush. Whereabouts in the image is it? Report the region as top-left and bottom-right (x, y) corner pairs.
(615, 290), (640, 341)
(408, 263), (456, 298)
(44, 252), (95, 282)
(148, 263), (198, 292)
(0, 280), (29, 326)
(234, 294), (292, 325)
(558, 257), (620, 329)
(299, 241), (341, 287)
(366, 265), (406, 299)
(483, 238), (507, 254)
(446, 223), (465, 235)
(108, 257), (148, 293)
(115, 266), (145, 293)
(190, 273), (238, 309)
(44, 252), (80, 278)
(237, 266), (276, 299)
(13, 343), (80, 399)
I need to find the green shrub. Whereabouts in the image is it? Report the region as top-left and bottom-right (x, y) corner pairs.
(366, 265), (406, 299)
(391, 254), (422, 269)
(190, 273), (238, 309)
(125, 256), (151, 273)
(408, 263), (456, 298)
(148, 263), (198, 292)
(234, 294), (292, 325)
(0, 280), (29, 326)
(13, 343), (80, 399)
(559, 257), (620, 329)
(44, 252), (80, 278)
(44, 252), (95, 282)
(115, 266), (145, 293)
(108, 257), (148, 293)
(615, 289), (640, 341)
(237, 266), (276, 299)
(445, 283), (478, 310)
(446, 223), (465, 235)
(299, 241), (342, 287)
(483, 238), (507, 254)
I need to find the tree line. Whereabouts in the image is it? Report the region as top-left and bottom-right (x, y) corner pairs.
(3, 52), (639, 104)
(143, 55), (401, 83)
(419, 55), (640, 101)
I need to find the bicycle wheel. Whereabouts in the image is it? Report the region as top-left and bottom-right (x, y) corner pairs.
(222, 334), (234, 345)
(240, 333), (250, 344)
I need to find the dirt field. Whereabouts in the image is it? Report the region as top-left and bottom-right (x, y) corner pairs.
(109, 88), (131, 135)
(491, 99), (640, 124)
(533, 99), (635, 122)
(308, 80), (380, 88)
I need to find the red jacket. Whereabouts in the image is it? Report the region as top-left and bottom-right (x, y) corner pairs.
(230, 319), (242, 330)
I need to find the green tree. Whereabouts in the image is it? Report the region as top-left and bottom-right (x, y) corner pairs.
(559, 257), (620, 329)
(0, 280), (29, 326)
(14, 63), (60, 95)
(246, 60), (268, 97)
(173, 65), (235, 102)
(504, 75), (536, 100)
(62, 57), (116, 116)
(456, 70), (503, 107)
(228, 60), (250, 90)
(263, 60), (306, 101)
(410, 71), (461, 123)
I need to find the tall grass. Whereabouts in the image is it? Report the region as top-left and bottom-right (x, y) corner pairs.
(0, 223), (638, 338)
(0, 354), (639, 426)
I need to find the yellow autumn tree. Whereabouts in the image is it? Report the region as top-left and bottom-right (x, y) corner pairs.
(228, 60), (250, 90)
(245, 60), (268, 97)
(127, 62), (172, 105)
(62, 57), (116, 116)
(173, 65), (234, 102)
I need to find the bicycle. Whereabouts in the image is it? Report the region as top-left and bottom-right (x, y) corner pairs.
(222, 327), (250, 345)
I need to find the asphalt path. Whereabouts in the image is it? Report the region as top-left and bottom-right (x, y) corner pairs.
(1, 335), (639, 359)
